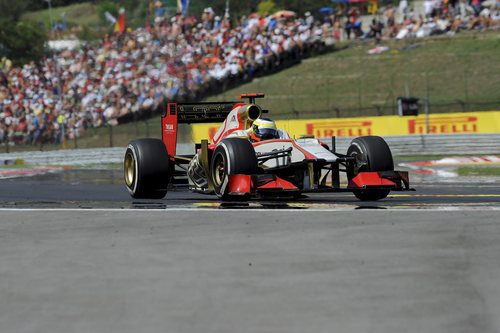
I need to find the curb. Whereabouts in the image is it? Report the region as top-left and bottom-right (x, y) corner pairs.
(404, 155), (500, 167)
(399, 155), (500, 177)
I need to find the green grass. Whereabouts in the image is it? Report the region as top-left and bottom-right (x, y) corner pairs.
(21, 3), (100, 29)
(457, 166), (500, 176)
(207, 32), (500, 119)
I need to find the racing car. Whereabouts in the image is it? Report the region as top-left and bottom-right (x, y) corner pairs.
(124, 93), (411, 201)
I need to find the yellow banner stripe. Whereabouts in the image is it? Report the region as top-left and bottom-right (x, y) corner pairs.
(191, 111), (500, 142)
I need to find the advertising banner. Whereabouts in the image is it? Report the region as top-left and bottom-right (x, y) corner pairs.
(191, 111), (500, 142)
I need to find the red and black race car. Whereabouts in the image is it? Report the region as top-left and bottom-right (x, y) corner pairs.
(124, 93), (411, 201)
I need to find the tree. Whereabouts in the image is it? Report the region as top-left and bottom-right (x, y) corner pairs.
(0, 0), (28, 20)
(0, 0), (48, 64)
(257, 0), (279, 16)
(0, 3), (46, 65)
(97, 0), (119, 24)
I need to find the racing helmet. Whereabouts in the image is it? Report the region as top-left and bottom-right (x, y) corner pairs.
(249, 118), (279, 142)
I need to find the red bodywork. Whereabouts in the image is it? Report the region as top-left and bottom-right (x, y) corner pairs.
(162, 103), (178, 159)
(348, 172), (396, 189)
(228, 174), (299, 196)
(227, 171), (402, 195)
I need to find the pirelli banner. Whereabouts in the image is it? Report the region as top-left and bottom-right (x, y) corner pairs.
(190, 111), (500, 142)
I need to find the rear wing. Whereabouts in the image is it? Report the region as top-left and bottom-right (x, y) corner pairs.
(161, 102), (243, 157)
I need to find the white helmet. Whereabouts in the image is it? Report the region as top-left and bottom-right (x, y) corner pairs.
(249, 118), (279, 142)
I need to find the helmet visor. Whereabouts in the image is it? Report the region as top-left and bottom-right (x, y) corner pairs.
(255, 127), (278, 140)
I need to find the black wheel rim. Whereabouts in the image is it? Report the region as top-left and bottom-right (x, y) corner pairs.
(350, 150), (367, 177)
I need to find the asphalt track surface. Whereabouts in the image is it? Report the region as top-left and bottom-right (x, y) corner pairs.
(0, 169), (498, 209)
(0, 169), (499, 333)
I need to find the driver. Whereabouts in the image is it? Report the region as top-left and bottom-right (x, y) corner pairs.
(224, 117), (289, 142)
(248, 118), (280, 142)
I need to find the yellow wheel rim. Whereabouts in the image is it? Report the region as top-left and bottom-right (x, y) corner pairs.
(124, 150), (135, 187)
(213, 154), (225, 187)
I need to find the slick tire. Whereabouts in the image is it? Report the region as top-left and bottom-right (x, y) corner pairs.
(210, 138), (258, 200)
(124, 138), (170, 199)
(347, 136), (394, 201)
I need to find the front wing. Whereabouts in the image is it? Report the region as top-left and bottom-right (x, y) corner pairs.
(226, 170), (411, 197)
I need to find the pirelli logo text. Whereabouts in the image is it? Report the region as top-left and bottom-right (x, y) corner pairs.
(306, 121), (372, 137)
(408, 116), (478, 134)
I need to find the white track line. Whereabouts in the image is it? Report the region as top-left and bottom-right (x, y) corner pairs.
(0, 207), (498, 212)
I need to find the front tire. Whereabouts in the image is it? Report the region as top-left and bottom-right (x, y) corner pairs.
(210, 138), (258, 200)
(124, 138), (170, 199)
(347, 136), (394, 201)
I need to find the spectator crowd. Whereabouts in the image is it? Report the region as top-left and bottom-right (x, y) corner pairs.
(344, 0), (499, 41)
(0, 2), (499, 146)
(0, 9), (327, 145)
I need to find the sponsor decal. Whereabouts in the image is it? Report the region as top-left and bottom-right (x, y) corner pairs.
(178, 104), (228, 112)
(306, 121), (372, 137)
(164, 123), (175, 134)
(408, 116), (477, 134)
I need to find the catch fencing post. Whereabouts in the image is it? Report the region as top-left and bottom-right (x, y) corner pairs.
(290, 75), (298, 116)
(327, 78), (332, 115)
(73, 125), (78, 149)
(61, 122), (67, 149)
(463, 65), (469, 111)
(423, 98), (430, 135)
(109, 124), (113, 147)
(145, 120), (150, 137)
(391, 72), (396, 114)
(357, 75), (362, 113)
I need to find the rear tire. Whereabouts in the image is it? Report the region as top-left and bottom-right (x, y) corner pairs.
(347, 136), (394, 201)
(124, 138), (170, 199)
(210, 138), (258, 200)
